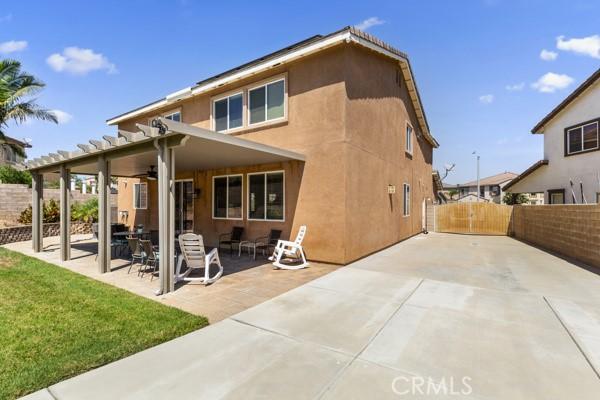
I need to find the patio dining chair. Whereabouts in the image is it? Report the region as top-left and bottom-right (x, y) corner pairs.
(218, 226), (244, 255)
(127, 237), (145, 274)
(177, 233), (223, 285)
(139, 239), (159, 281)
(269, 225), (309, 270)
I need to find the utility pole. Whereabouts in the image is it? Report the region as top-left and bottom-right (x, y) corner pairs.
(473, 151), (480, 202)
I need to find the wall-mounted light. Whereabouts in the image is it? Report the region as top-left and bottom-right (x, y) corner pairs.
(193, 188), (202, 199)
(388, 184), (396, 194)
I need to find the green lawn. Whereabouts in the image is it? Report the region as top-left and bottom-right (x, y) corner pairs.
(0, 248), (208, 399)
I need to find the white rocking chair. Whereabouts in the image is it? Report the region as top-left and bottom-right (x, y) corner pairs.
(269, 225), (309, 269)
(176, 233), (223, 285)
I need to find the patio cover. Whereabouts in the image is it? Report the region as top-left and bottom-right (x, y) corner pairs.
(26, 118), (305, 294)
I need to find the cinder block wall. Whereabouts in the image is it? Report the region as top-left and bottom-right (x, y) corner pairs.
(511, 204), (600, 269)
(0, 184), (117, 223)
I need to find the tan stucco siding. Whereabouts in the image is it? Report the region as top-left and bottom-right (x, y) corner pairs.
(343, 45), (433, 261)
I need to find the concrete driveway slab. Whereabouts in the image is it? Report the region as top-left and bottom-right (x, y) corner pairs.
(18, 389), (55, 400)
(547, 297), (600, 376)
(49, 319), (351, 400)
(307, 267), (422, 302)
(233, 283), (414, 354)
(321, 359), (480, 399)
(407, 279), (563, 330)
(361, 302), (600, 399)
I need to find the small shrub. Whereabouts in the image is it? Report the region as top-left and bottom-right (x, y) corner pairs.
(0, 166), (32, 186)
(18, 205), (32, 224)
(71, 198), (98, 223)
(43, 199), (60, 223)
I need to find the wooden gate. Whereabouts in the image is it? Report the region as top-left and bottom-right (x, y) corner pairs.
(434, 202), (513, 235)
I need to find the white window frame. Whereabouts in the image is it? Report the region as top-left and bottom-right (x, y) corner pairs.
(248, 77), (287, 127)
(164, 110), (181, 122)
(212, 174), (243, 220)
(148, 109), (181, 125)
(212, 91), (244, 133)
(567, 121), (599, 155)
(405, 123), (413, 155)
(133, 182), (147, 210)
(247, 170), (285, 222)
(403, 183), (410, 217)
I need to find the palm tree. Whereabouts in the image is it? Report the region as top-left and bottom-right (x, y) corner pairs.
(0, 59), (57, 157)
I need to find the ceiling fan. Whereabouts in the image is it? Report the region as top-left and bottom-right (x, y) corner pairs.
(133, 165), (157, 180)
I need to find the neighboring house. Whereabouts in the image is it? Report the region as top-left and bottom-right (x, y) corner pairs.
(456, 193), (488, 203)
(450, 172), (518, 204)
(30, 27), (439, 267)
(0, 136), (31, 168)
(505, 68), (600, 204)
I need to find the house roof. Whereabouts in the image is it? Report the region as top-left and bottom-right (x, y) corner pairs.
(502, 160), (549, 191)
(105, 26), (438, 148)
(531, 67), (600, 134)
(460, 171), (518, 187)
(1, 135), (31, 148)
(432, 170), (444, 192)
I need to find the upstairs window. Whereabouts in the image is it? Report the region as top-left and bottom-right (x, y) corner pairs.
(214, 93), (243, 132)
(567, 121), (598, 155)
(405, 124), (413, 154)
(164, 111), (181, 122)
(249, 79), (285, 125)
(133, 183), (147, 209)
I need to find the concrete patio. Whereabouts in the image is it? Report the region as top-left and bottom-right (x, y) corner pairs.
(20, 233), (600, 399)
(3, 234), (339, 323)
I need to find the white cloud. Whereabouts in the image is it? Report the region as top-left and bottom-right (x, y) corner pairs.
(355, 17), (385, 31)
(46, 47), (117, 75)
(531, 72), (574, 93)
(479, 94), (494, 104)
(556, 35), (600, 59)
(540, 49), (558, 61)
(0, 13), (12, 22)
(0, 40), (27, 54)
(50, 110), (73, 124)
(505, 82), (525, 91)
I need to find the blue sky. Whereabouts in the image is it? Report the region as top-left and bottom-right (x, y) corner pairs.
(2, 0), (599, 183)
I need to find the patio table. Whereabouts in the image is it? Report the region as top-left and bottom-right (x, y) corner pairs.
(238, 240), (265, 260)
(113, 231), (150, 239)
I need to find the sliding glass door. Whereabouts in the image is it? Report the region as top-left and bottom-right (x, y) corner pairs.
(175, 180), (194, 235)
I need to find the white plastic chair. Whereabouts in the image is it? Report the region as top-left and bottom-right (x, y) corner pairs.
(269, 225), (309, 269)
(176, 233), (223, 285)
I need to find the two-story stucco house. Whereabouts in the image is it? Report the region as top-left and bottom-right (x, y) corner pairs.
(27, 27), (439, 274)
(110, 27), (439, 264)
(506, 68), (600, 204)
(450, 172), (517, 204)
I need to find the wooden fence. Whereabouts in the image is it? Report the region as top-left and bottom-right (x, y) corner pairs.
(434, 202), (513, 235)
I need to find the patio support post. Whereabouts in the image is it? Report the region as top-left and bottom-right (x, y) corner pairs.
(97, 155), (111, 273)
(157, 140), (175, 295)
(31, 172), (43, 252)
(59, 164), (71, 261)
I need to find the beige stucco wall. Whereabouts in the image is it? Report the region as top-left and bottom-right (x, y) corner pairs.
(343, 45), (433, 261)
(116, 43), (434, 264)
(509, 79), (600, 203)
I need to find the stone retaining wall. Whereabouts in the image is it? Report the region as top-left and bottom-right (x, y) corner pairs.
(0, 222), (92, 245)
(511, 204), (600, 269)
